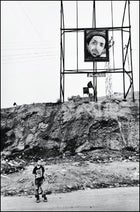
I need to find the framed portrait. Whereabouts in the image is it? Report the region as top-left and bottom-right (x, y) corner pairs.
(84, 29), (109, 62)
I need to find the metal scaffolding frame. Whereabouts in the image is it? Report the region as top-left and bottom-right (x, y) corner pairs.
(60, 0), (135, 102)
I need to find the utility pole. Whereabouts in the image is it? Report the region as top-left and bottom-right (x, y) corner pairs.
(92, 0), (97, 101)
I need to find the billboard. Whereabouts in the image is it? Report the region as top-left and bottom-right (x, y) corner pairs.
(84, 29), (109, 62)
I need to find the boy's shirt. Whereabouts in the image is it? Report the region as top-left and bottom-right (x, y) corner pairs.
(33, 165), (45, 179)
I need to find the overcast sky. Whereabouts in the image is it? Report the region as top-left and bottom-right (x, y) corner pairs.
(1, 1), (139, 108)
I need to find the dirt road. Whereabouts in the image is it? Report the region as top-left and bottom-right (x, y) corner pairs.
(1, 187), (139, 211)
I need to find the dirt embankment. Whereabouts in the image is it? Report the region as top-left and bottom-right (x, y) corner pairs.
(1, 153), (139, 196)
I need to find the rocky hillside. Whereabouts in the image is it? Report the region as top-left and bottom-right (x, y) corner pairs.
(1, 92), (139, 162)
(1, 92), (139, 196)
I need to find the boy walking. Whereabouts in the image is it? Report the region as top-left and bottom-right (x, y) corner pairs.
(32, 159), (47, 203)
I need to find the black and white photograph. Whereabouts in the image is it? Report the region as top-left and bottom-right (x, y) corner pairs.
(1, 1), (139, 211)
(84, 29), (109, 62)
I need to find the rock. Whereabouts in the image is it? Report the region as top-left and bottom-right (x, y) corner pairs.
(76, 141), (92, 153)
(30, 127), (36, 134)
(38, 122), (48, 131)
(25, 134), (34, 145)
(18, 178), (26, 183)
(1, 158), (25, 174)
(67, 185), (73, 189)
(16, 142), (25, 151)
(19, 189), (24, 193)
(6, 190), (17, 196)
(114, 183), (119, 187)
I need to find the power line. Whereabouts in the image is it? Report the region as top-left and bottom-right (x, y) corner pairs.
(2, 47), (55, 51)
(2, 52), (54, 57)
(2, 55), (57, 62)
(2, 55), (58, 64)
(2, 41), (55, 45)
(16, 2), (44, 41)
(2, 51), (58, 61)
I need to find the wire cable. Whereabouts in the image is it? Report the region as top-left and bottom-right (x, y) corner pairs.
(16, 2), (43, 41)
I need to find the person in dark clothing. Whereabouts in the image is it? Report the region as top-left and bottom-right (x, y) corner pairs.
(32, 159), (47, 203)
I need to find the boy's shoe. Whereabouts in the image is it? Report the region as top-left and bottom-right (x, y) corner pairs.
(39, 187), (43, 195)
(36, 199), (40, 203)
(43, 196), (48, 202)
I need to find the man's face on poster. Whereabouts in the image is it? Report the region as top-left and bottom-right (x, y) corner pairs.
(87, 35), (106, 57)
(84, 29), (109, 62)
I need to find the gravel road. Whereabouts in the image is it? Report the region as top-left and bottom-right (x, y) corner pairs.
(1, 186), (139, 211)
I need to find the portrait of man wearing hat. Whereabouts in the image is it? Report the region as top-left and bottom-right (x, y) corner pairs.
(84, 30), (109, 62)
